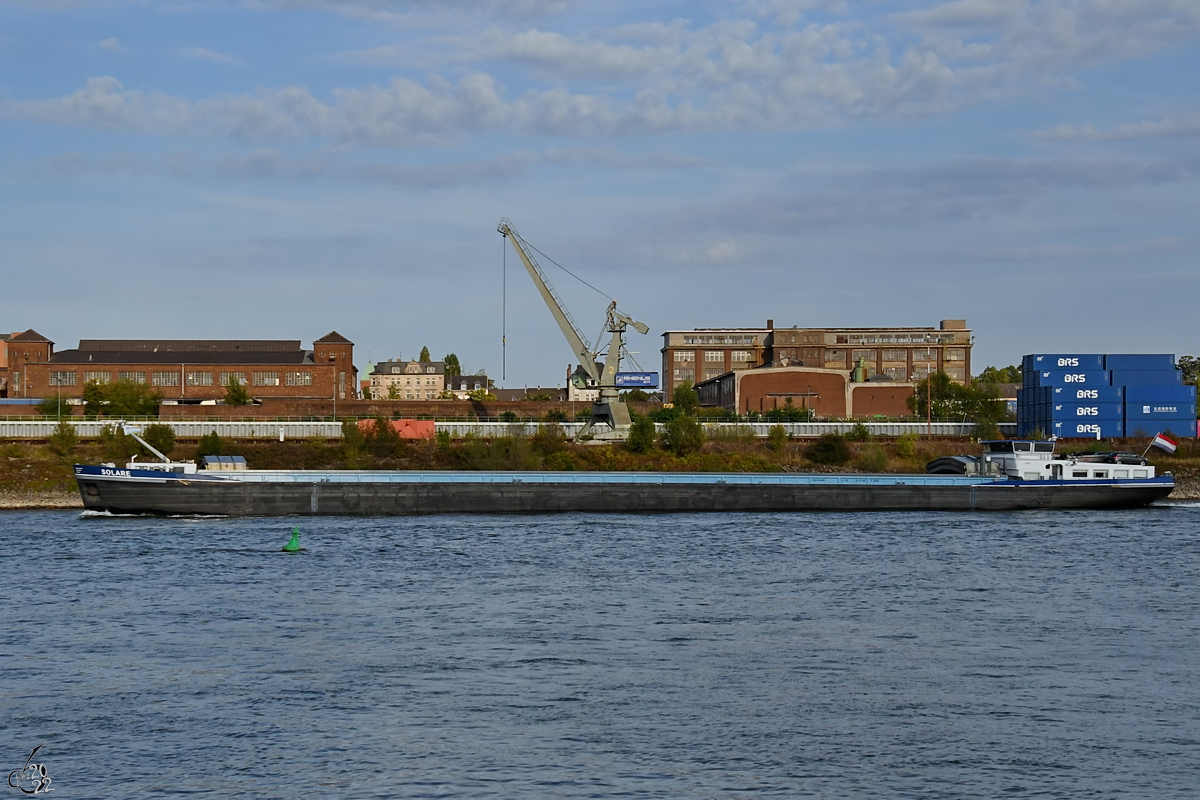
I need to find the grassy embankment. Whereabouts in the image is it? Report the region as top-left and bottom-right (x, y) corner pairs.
(4, 432), (1198, 508)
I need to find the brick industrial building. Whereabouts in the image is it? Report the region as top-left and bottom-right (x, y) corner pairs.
(665, 319), (974, 418)
(7, 332), (357, 403)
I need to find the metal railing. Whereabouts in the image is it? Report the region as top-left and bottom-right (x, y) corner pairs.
(1, 419), (1016, 439)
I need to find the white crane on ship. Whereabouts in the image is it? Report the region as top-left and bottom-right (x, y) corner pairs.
(498, 218), (650, 443)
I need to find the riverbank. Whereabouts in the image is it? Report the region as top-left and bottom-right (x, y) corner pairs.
(4, 434), (1198, 508)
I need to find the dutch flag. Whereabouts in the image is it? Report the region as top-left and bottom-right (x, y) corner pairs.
(1151, 433), (1178, 454)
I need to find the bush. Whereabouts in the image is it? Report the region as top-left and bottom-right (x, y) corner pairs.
(340, 419), (365, 451)
(366, 416), (404, 458)
(767, 425), (788, 453)
(531, 423), (568, 455)
(974, 420), (1001, 441)
(197, 430), (226, 458)
(626, 415), (657, 453)
(435, 429), (452, 450)
(806, 433), (850, 465)
(543, 409), (567, 422)
(895, 432), (919, 458)
(47, 420), (79, 457)
(98, 424), (139, 462)
(142, 423), (176, 457)
(663, 415), (705, 456)
(671, 382), (698, 416)
(855, 443), (888, 472)
(500, 410), (519, 422)
(847, 421), (872, 441)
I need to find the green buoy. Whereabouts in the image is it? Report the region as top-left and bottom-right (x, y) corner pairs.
(281, 528), (303, 552)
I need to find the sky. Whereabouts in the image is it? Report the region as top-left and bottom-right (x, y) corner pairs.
(1, 0), (1198, 388)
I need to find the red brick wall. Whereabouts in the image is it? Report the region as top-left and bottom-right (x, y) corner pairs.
(851, 385), (915, 417)
(20, 362), (341, 401)
(737, 371), (848, 417)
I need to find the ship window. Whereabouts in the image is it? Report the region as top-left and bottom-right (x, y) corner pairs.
(1093, 470), (1108, 479)
(1013, 442), (1032, 452)
(1023, 472), (1040, 480)
(1072, 470), (1088, 478)
(987, 442), (1014, 453)
(1114, 469), (1129, 478)
(1134, 469), (1148, 478)
(1034, 443), (1055, 453)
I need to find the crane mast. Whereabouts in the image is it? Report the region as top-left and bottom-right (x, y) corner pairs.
(498, 218), (650, 443)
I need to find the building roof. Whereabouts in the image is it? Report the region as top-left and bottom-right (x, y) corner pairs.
(315, 331), (353, 344)
(10, 329), (52, 343)
(77, 339), (302, 353)
(49, 349), (313, 365)
(371, 360), (446, 375)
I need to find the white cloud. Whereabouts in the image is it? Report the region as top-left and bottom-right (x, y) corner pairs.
(1041, 113), (1200, 142)
(99, 36), (126, 52)
(177, 46), (245, 65)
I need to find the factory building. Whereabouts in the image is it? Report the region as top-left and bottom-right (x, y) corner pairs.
(10, 332), (356, 403)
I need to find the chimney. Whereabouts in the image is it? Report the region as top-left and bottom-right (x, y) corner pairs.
(766, 319), (774, 329)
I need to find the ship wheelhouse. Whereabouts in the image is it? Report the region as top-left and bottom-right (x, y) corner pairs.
(980, 440), (1155, 482)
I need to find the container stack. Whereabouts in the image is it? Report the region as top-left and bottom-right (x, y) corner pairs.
(1017, 354), (1197, 439)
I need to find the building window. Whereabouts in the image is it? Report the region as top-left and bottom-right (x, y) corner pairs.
(219, 372), (247, 386)
(426, 366), (435, 374)
(883, 366), (907, 380)
(944, 366), (966, 381)
(391, 366), (401, 374)
(674, 350), (695, 362)
(117, 371), (146, 384)
(731, 351), (752, 362)
(882, 349), (907, 362)
(800, 348), (821, 361)
(152, 371), (180, 387)
(673, 368), (694, 383)
(287, 371), (313, 386)
(824, 349), (846, 364)
(49, 371), (78, 386)
(253, 372), (280, 386)
(912, 364), (934, 379)
(704, 351), (724, 362)
(703, 367), (722, 380)
(945, 348), (966, 362)
(852, 349), (877, 362)
(911, 348), (936, 361)
(187, 371), (213, 386)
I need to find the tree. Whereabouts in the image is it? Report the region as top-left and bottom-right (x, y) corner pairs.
(223, 376), (251, 406)
(443, 353), (462, 377)
(467, 388), (497, 401)
(36, 395), (70, 418)
(104, 380), (164, 417)
(1179, 355), (1199, 386)
(671, 381), (698, 416)
(419, 346), (431, 362)
(626, 415), (657, 453)
(663, 414), (705, 456)
(907, 372), (1006, 423)
(976, 365), (1022, 383)
(620, 388), (652, 402)
(142, 423), (176, 457)
(82, 381), (106, 418)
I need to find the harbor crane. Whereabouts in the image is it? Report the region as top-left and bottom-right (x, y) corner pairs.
(498, 218), (650, 443)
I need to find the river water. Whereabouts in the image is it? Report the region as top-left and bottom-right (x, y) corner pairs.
(3, 506), (1200, 798)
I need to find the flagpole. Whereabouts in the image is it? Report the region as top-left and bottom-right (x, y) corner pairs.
(1141, 436), (1154, 458)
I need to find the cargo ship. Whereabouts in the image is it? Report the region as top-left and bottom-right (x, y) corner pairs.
(73, 440), (1173, 516)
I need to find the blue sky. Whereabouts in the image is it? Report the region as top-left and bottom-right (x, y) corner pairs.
(2, 0), (1198, 387)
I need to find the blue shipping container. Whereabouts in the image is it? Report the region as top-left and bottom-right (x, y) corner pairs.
(1052, 403), (1123, 420)
(1052, 385), (1124, 403)
(1125, 419), (1196, 438)
(1052, 419), (1124, 438)
(1125, 401), (1197, 419)
(1110, 369), (1182, 386)
(1027, 354), (1105, 371)
(1030, 370), (1111, 387)
(1123, 384), (1196, 402)
(1104, 354), (1175, 370)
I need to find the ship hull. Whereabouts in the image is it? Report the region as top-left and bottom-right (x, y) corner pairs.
(74, 467), (1174, 516)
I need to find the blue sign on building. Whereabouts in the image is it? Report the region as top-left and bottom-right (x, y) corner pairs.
(615, 372), (659, 388)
